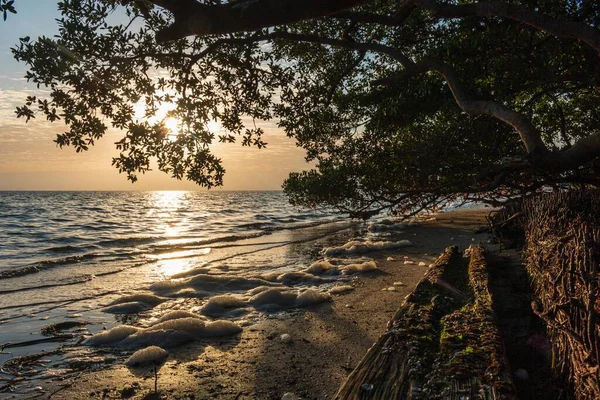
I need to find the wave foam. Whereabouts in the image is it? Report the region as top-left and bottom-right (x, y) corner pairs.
(201, 295), (247, 317)
(125, 346), (169, 367)
(323, 240), (412, 256)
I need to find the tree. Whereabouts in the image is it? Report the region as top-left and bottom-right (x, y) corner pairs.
(10, 0), (600, 217)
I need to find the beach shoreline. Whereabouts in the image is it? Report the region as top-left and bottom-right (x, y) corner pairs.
(36, 207), (494, 400)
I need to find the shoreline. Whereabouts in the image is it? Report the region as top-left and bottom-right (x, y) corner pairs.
(35, 208), (494, 400)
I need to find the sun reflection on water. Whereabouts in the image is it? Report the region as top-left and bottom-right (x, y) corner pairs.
(150, 191), (187, 237)
(157, 258), (191, 277)
(152, 190), (186, 209)
(147, 249), (211, 277)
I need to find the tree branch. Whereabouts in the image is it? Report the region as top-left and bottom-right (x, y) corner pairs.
(331, 1), (416, 26)
(409, 0), (600, 55)
(374, 59), (548, 155)
(144, 0), (368, 41)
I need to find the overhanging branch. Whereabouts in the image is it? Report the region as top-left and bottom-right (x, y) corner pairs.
(374, 59), (548, 155)
(144, 0), (367, 41)
(408, 0), (600, 55)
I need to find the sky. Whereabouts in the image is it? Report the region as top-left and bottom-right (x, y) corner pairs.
(0, 1), (309, 191)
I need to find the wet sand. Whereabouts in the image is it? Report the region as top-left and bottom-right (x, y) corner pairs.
(40, 208), (494, 400)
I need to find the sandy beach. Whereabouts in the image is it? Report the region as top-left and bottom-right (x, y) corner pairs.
(32, 208), (494, 400)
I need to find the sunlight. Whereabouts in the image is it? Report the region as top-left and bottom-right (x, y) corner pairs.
(150, 191), (186, 237)
(206, 119), (222, 133)
(151, 190), (186, 209)
(164, 117), (180, 142)
(164, 225), (180, 237)
(157, 258), (192, 277)
(133, 96), (182, 141)
(148, 248), (211, 276)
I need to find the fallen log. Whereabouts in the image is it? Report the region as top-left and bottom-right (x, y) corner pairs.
(334, 245), (516, 399)
(334, 246), (464, 399)
(422, 245), (515, 399)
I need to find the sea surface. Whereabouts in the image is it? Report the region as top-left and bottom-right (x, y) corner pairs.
(0, 191), (372, 396)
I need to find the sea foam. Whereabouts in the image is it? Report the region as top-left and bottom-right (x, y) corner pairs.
(323, 240), (412, 256)
(125, 346), (169, 367)
(83, 315), (241, 348)
(200, 295), (247, 317)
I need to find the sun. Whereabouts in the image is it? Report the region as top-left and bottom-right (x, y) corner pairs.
(164, 117), (180, 141)
(133, 96), (221, 140)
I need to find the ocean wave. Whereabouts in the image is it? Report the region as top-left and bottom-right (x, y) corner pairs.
(44, 244), (101, 253)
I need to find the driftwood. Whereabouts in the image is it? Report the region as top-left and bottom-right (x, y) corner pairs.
(334, 245), (516, 399)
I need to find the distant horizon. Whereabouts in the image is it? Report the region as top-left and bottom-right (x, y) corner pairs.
(0, 188), (285, 192)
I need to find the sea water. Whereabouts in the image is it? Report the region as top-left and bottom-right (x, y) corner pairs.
(1, 191), (390, 394)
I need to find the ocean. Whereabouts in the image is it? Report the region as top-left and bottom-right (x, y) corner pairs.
(1, 190), (399, 396)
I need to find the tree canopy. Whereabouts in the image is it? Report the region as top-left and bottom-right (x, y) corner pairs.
(9, 0), (600, 217)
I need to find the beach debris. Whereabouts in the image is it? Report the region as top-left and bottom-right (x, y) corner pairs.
(1, 335), (75, 350)
(418, 262), (427, 267)
(41, 321), (88, 336)
(329, 285), (354, 295)
(403, 260), (414, 265)
(280, 334), (293, 344)
(323, 240), (412, 256)
(386, 256), (396, 261)
(64, 355), (111, 369)
(393, 282), (405, 286)
(387, 287), (397, 291)
(0, 350), (62, 393)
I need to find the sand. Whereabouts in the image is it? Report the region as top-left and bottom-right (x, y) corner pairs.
(41, 208), (493, 400)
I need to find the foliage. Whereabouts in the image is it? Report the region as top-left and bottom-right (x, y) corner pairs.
(1, 0), (16, 20)
(9, 0), (600, 215)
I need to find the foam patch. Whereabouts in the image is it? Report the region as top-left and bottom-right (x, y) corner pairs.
(125, 346), (168, 367)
